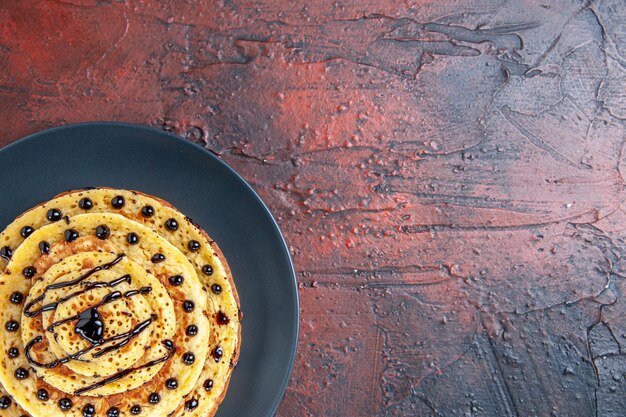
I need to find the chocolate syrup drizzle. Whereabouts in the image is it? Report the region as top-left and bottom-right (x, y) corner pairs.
(45, 285), (151, 333)
(73, 340), (175, 395)
(21, 254), (172, 394)
(25, 317), (155, 369)
(24, 254), (126, 317)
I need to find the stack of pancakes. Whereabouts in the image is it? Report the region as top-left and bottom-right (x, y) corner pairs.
(0, 188), (241, 417)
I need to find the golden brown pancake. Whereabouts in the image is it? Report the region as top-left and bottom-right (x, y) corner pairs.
(0, 188), (241, 417)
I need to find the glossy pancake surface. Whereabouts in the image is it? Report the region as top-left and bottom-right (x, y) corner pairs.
(0, 188), (241, 417)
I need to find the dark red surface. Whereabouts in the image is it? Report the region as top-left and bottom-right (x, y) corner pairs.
(1, 1), (625, 416)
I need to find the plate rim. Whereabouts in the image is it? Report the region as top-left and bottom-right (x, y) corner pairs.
(0, 121), (300, 417)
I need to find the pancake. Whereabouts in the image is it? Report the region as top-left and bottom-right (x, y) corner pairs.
(0, 188), (241, 417)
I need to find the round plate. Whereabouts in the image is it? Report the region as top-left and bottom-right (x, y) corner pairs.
(0, 123), (299, 417)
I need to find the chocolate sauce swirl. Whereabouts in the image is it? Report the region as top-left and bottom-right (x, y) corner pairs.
(25, 318), (154, 368)
(22, 253), (161, 376)
(24, 254), (126, 317)
(45, 285), (150, 333)
(73, 340), (175, 395)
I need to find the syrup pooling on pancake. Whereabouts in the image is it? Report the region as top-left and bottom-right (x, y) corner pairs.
(0, 189), (240, 417)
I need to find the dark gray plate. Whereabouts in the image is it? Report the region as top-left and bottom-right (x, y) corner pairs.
(0, 123), (299, 417)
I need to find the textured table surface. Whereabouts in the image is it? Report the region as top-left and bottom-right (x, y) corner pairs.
(1, 1), (625, 416)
